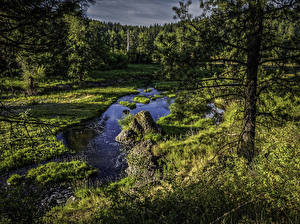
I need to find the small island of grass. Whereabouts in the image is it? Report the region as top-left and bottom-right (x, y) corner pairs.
(133, 96), (150, 104)
(144, 88), (152, 93)
(119, 101), (136, 109)
(150, 94), (163, 101)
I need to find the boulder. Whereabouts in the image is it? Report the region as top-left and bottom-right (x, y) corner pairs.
(115, 110), (161, 144)
(133, 111), (160, 134)
(115, 129), (137, 144)
(126, 140), (158, 182)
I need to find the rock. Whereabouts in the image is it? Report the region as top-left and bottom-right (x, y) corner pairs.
(115, 129), (138, 144)
(122, 109), (130, 115)
(132, 111), (160, 134)
(126, 140), (159, 183)
(131, 117), (144, 134)
(67, 196), (76, 202)
(116, 110), (161, 144)
(116, 111), (161, 144)
(56, 199), (65, 204)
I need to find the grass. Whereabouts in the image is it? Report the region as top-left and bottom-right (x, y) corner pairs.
(88, 64), (160, 87)
(150, 94), (163, 100)
(133, 96), (150, 104)
(26, 161), (97, 186)
(43, 98), (300, 224)
(154, 81), (179, 90)
(119, 101), (136, 109)
(0, 87), (138, 173)
(7, 161), (97, 187)
(144, 88), (153, 93)
(0, 65), (160, 174)
(118, 114), (134, 130)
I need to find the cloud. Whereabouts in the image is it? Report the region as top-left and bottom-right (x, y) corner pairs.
(87, 0), (201, 26)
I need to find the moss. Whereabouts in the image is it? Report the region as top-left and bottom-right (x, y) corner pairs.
(144, 88), (152, 93)
(133, 96), (150, 104)
(119, 101), (136, 109)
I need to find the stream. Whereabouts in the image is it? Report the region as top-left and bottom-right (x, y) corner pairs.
(58, 88), (174, 181)
(58, 87), (224, 182)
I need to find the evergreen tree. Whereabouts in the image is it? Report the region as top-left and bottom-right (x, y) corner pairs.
(173, 0), (299, 161)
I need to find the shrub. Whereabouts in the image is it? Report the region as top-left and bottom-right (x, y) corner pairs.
(17, 56), (46, 95)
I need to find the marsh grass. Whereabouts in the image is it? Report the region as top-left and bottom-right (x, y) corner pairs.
(133, 96), (150, 104)
(119, 101), (136, 109)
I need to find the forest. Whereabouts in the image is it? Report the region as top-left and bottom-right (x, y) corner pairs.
(0, 0), (299, 223)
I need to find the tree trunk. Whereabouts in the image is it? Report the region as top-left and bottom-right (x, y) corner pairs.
(127, 30), (130, 53)
(241, 49), (258, 162)
(240, 7), (263, 162)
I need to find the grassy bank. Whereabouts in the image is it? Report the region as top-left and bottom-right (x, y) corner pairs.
(0, 64), (160, 174)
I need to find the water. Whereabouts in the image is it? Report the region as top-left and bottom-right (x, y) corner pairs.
(205, 103), (224, 124)
(60, 88), (174, 181)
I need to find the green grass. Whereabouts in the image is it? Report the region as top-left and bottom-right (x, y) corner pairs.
(119, 101), (136, 109)
(118, 114), (134, 130)
(26, 161), (97, 186)
(7, 161), (97, 187)
(0, 87), (138, 173)
(43, 100), (300, 224)
(154, 81), (179, 90)
(88, 64), (160, 87)
(150, 94), (163, 100)
(144, 88), (153, 93)
(0, 64), (161, 173)
(133, 96), (150, 104)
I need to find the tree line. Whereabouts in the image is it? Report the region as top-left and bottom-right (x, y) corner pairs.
(0, 0), (178, 91)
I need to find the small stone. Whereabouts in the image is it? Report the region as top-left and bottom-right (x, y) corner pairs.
(122, 109), (130, 115)
(56, 199), (65, 204)
(67, 196), (76, 202)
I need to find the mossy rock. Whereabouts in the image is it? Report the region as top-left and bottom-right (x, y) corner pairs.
(132, 111), (160, 134)
(126, 140), (158, 182)
(116, 111), (161, 144)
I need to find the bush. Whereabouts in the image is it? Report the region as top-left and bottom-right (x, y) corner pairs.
(17, 56), (46, 95)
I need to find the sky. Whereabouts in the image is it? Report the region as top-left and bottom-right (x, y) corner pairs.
(87, 0), (201, 26)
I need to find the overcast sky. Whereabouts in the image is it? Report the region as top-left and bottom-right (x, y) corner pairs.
(87, 0), (201, 26)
